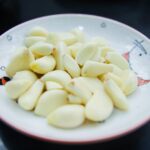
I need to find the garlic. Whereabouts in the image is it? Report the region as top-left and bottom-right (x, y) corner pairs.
(5, 47), (34, 77)
(24, 36), (46, 47)
(47, 105), (85, 128)
(76, 43), (98, 66)
(63, 54), (80, 77)
(66, 78), (92, 104)
(68, 42), (83, 58)
(41, 70), (71, 88)
(121, 70), (138, 95)
(46, 81), (63, 91)
(54, 42), (68, 70)
(5, 79), (32, 100)
(28, 26), (48, 37)
(104, 79), (128, 110)
(68, 94), (83, 104)
(82, 61), (113, 77)
(18, 80), (44, 110)
(59, 32), (77, 45)
(13, 70), (37, 84)
(30, 56), (56, 74)
(29, 42), (53, 57)
(35, 90), (67, 116)
(85, 90), (113, 122)
(106, 52), (129, 69)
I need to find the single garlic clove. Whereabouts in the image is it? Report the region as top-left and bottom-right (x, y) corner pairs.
(35, 90), (67, 116)
(100, 46), (114, 57)
(104, 79), (128, 110)
(66, 78), (92, 104)
(46, 81), (63, 91)
(54, 42), (68, 70)
(85, 90), (113, 122)
(102, 72), (123, 88)
(47, 104), (85, 128)
(47, 32), (61, 45)
(29, 42), (54, 57)
(28, 26), (48, 37)
(76, 43), (98, 66)
(47, 32), (77, 46)
(13, 70), (38, 84)
(90, 37), (108, 47)
(30, 56), (56, 74)
(78, 77), (103, 92)
(5, 47), (34, 77)
(18, 80), (44, 110)
(5, 79), (32, 99)
(24, 36), (46, 47)
(63, 54), (80, 77)
(106, 52), (129, 69)
(68, 42), (83, 58)
(71, 28), (85, 42)
(41, 70), (71, 88)
(109, 64), (123, 76)
(59, 32), (77, 45)
(68, 94), (83, 104)
(82, 60), (113, 77)
(91, 48), (102, 62)
(121, 70), (138, 95)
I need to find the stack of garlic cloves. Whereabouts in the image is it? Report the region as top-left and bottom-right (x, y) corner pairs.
(5, 26), (138, 129)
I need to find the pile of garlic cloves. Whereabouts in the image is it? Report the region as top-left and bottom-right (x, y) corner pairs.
(5, 26), (138, 129)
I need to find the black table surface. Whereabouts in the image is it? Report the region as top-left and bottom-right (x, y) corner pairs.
(0, 0), (150, 150)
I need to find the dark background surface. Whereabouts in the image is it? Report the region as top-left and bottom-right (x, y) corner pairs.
(0, 0), (150, 150)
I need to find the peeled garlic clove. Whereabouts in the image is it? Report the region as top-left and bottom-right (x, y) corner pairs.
(24, 36), (46, 47)
(35, 90), (67, 116)
(46, 81), (63, 90)
(5, 79), (32, 99)
(103, 72), (123, 88)
(47, 32), (60, 45)
(82, 61), (113, 77)
(28, 26), (48, 37)
(47, 105), (85, 128)
(41, 70), (71, 88)
(54, 42), (67, 70)
(66, 78), (92, 104)
(104, 79), (128, 110)
(90, 37), (108, 47)
(91, 48), (102, 62)
(109, 64), (123, 76)
(68, 94), (83, 104)
(63, 54), (80, 77)
(13, 70), (38, 84)
(29, 42), (53, 56)
(121, 70), (138, 95)
(59, 32), (77, 45)
(85, 90), (113, 122)
(18, 80), (44, 110)
(106, 52), (129, 69)
(68, 42), (82, 58)
(99, 57), (106, 63)
(100, 47), (114, 57)
(71, 28), (85, 42)
(76, 43), (98, 66)
(48, 32), (77, 47)
(5, 47), (34, 77)
(78, 77), (103, 92)
(30, 56), (56, 74)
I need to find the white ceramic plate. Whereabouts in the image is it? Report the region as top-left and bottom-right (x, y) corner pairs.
(0, 14), (150, 144)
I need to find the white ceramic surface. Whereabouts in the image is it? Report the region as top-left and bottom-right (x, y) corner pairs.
(0, 14), (150, 144)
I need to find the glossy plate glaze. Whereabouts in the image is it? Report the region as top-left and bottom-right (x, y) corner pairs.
(0, 14), (150, 144)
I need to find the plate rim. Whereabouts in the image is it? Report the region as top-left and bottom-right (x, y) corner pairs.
(1, 115), (150, 144)
(0, 13), (150, 144)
